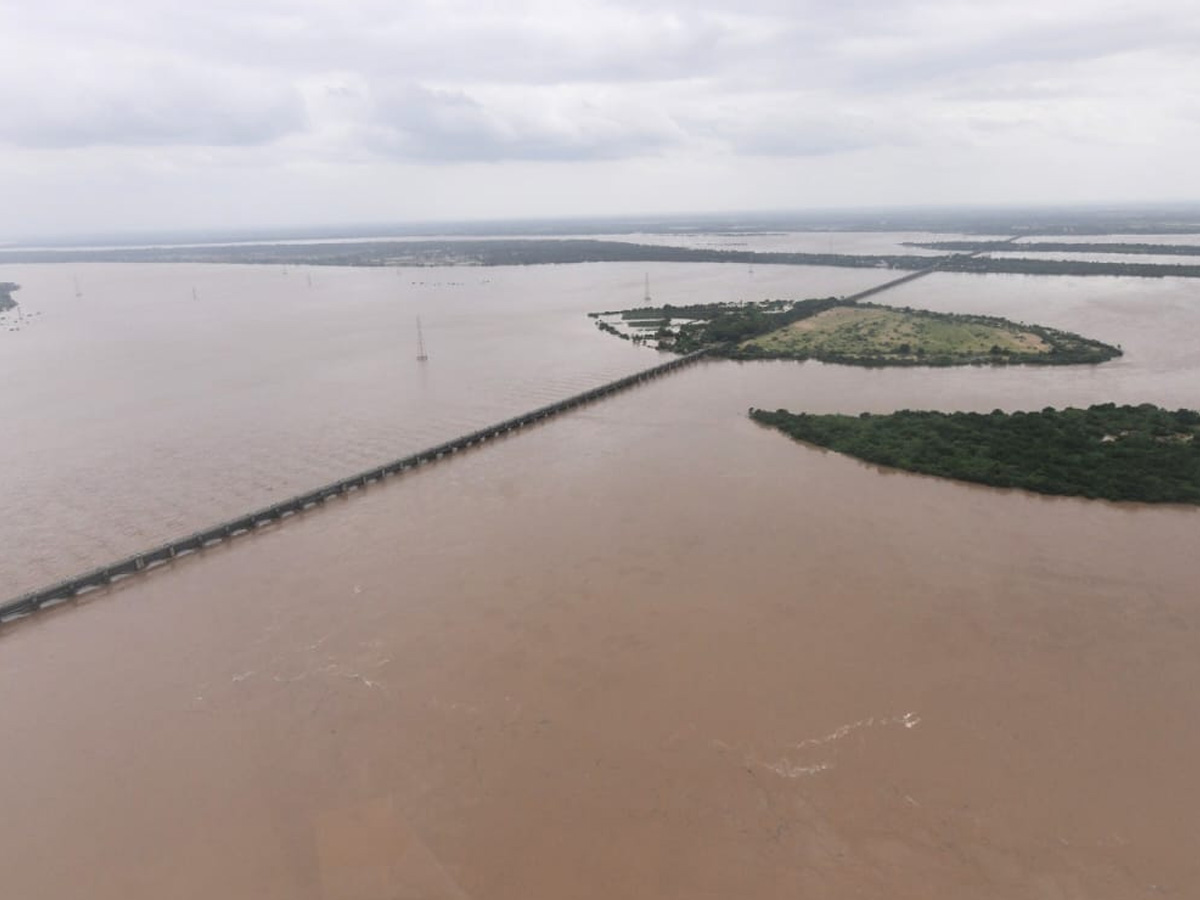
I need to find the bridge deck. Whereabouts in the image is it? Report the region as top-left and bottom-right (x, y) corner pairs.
(0, 349), (710, 623)
(3, 253), (987, 625)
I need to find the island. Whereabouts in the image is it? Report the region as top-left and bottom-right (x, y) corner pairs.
(591, 298), (1122, 367)
(0, 282), (17, 312)
(750, 404), (1200, 504)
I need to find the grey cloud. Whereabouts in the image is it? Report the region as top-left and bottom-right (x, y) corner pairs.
(0, 59), (305, 149)
(937, 83), (1079, 103)
(11, 1), (1199, 94)
(364, 84), (681, 162)
(58, 2), (744, 87)
(841, 9), (1200, 93)
(731, 121), (889, 157)
(0, 0), (1196, 234)
(688, 102), (906, 157)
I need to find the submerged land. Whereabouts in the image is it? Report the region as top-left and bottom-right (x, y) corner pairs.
(0, 282), (17, 312)
(752, 404), (1200, 504)
(592, 298), (1121, 367)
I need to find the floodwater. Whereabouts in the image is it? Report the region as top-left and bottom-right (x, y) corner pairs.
(1, 257), (1199, 898)
(0, 260), (883, 598)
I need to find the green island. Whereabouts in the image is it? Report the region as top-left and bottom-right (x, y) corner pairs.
(591, 298), (1121, 366)
(0, 282), (17, 312)
(750, 404), (1200, 504)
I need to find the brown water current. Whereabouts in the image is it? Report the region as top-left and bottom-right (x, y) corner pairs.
(1, 260), (1199, 898)
(0, 260), (883, 597)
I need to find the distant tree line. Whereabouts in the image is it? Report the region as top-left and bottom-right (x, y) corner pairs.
(906, 240), (1200, 257)
(938, 256), (1200, 278)
(9, 237), (1200, 278)
(0, 239), (936, 271)
(751, 403), (1200, 504)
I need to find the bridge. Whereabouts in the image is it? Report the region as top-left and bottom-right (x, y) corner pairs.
(3, 248), (1011, 625)
(840, 241), (1015, 303)
(0, 349), (710, 624)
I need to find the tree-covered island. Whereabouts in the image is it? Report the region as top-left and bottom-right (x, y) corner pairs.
(591, 297), (1121, 367)
(0, 282), (18, 312)
(751, 404), (1200, 504)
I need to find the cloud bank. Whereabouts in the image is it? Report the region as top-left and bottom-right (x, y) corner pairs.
(1, 0), (1197, 235)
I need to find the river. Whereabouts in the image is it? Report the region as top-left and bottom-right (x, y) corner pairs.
(1, 253), (1198, 898)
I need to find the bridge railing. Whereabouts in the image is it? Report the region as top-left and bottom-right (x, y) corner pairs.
(1, 349), (710, 623)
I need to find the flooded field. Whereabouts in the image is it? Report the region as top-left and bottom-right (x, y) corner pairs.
(1, 259), (1198, 898)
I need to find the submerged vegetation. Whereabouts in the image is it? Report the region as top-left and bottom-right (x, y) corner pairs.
(0, 282), (17, 312)
(593, 297), (1121, 367)
(667, 297), (846, 354)
(751, 404), (1200, 504)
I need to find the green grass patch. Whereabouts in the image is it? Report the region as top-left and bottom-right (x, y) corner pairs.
(739, 304), (1113, 365)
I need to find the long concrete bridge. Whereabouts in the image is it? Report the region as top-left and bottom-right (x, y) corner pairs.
(842, 267), (938, 303)
(841, 240), (1017, 303)
(0, 349), (710, 624)
(3, 247), (1014, 625)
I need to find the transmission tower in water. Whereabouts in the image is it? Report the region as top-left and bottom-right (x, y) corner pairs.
(416, 316), (429, 362)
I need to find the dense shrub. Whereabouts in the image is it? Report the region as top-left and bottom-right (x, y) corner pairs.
(751, 404), (1200, 504)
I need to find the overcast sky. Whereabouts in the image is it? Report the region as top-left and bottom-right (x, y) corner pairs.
(2, 0), (1198, 237)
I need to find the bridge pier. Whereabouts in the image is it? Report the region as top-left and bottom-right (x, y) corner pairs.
(1, 348), (710, 624)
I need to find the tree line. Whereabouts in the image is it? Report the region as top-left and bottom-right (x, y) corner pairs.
(906, 240), (1200, 257)
(750, 404), (1200, 504)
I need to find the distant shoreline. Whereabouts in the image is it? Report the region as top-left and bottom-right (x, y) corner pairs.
(4, 238), (1200, 278)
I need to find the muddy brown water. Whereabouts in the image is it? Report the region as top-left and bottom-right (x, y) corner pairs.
(1, 259), (1199, 898)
